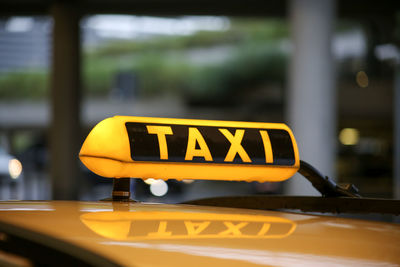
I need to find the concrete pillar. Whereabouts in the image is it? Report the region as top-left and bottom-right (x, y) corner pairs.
(50, 3), (81, 199)
(286, 0), (336, 195)
(395, 65), (400, 199)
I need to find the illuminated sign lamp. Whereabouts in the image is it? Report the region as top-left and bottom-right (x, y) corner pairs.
(79, 116), (300, 182)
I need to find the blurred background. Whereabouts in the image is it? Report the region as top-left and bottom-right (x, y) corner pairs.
(0, 0), (399, 207)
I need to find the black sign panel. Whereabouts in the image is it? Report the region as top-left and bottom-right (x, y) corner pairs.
(125, 122), (295, 166)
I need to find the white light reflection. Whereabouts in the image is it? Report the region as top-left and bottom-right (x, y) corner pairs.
(375, 44), (400, 62)
(0, 202), (53, 211)
(144, 178), (156, 185)
(0, 208), (54, 211)
(100, 242), (397, 267)
(80, 209), (113, 212)
(5, 17), (34, 32)
(84, 15), (230, 39)
(333, 29), (367, 60)
(323, 222), (355, 229)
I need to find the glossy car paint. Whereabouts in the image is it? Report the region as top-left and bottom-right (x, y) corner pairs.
(0, 201), (399, 267)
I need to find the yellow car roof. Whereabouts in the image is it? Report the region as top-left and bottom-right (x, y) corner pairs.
(0, 201), (399, 267)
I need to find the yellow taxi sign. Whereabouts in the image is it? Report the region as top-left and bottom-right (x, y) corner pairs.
(79, 116), (300, 182)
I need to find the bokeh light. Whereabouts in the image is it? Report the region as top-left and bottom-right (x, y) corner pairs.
(356, 71), (369, 88)
(150, 179), (168, 196)
(8, 158), (22, 179)
(339, 128), (360, 146)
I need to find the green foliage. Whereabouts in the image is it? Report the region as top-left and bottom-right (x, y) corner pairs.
(132, 52), (190, 96)
(185, 42), (287, 104)
(90, 31), (241, 57)
(83, 55), (119, 96)
(0, 71), (48, 99)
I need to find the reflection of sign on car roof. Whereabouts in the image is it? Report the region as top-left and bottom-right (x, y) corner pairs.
(80, 211), (297, 241)
(79, 116), (299, 182)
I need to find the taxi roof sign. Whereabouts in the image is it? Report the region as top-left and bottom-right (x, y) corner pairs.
(79, 116), (300, 182)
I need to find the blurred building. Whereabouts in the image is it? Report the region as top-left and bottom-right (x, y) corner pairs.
(0, 17), (50, 72)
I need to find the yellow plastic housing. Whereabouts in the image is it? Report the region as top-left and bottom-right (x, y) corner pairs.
(79, 116), (300, 182)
